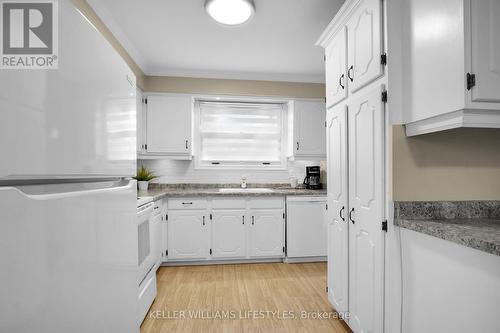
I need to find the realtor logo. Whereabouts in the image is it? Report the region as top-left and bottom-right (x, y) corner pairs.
(1, 0), (58, 69)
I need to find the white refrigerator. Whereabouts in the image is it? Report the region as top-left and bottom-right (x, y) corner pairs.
(0, 1), (139, 332)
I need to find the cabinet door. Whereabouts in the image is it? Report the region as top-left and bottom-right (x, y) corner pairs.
(146, 95), (192, 154)
(136, 89), (144, 152)
(326, 104), (349, 314)
(211, 210), (247, 259)
(326, 27), (348, 108)
(294, 100), (326, 157)
(248, 210), (284, 258)
(348, 86), (385, 333)
(167, 211), (208, 260)
(347, 0), (383, 93)
(470, 0), (500, 103)
(162, 209), (168, 261)
(150, 213), (163, 267)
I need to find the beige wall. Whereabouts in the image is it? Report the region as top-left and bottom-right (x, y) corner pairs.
(392, 125), (500, 201)
(144, 76), (325, 98)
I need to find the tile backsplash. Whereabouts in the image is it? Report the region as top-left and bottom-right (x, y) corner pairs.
(139, 159), (326, 185)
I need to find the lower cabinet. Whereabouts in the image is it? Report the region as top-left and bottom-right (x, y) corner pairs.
(167, 210), (209, 260)
(211, 210), (247, 259)
(165, 197), (285, 262)
(248, 209), (285, 258)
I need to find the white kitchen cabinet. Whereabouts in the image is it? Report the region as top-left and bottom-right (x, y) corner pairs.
(326, 103), (349, 314)
(248, 209), (285, 258)
(211, 210), (247, 259)
(399, 0), (500, 135)
(348, 85), (385, 333)
(167, 210), (209, 260)
(145, 94), (192, 156)
(150, 210), (163, 269)
(319, 2), (388, 327)
(164, 197), (284, 262)
(470, 0), (500, 103)
(290, 100), (326, 159)
(286, 196), (327, 259)
(325, 27), (348, 108)
(136, 89), (147, 154)
(346, 0), (384, 93)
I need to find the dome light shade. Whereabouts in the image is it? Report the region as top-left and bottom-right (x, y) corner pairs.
(205, 0), (255, 26)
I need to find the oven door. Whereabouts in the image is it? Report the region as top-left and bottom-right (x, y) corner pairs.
(137, 202), (154, 285)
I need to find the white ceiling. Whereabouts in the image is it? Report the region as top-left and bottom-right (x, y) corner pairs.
(88, 0), (344, 83)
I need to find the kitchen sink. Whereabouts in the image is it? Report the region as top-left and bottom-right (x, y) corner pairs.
(218, 188), (274, 193)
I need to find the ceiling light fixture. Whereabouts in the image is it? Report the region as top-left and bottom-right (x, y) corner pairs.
(205, 0), (255, 26)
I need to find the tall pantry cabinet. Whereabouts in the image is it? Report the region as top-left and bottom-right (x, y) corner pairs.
(318, 0), (387, 332)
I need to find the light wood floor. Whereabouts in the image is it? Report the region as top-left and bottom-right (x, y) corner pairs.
(141, 262), (351, 333)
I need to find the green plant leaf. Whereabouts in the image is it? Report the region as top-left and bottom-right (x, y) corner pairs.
(134, 165), (157, 181)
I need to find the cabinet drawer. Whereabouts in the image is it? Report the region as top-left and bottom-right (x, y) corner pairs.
(212, 198), (246, 209)
(168, 198), (207, 210)
(152, 200), (163, 216)
(248, 198), (284, 209)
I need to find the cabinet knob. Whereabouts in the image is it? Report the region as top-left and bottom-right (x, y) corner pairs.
(348, 65), (354, 82)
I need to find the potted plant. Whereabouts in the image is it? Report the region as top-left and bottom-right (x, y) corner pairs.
(135, 165), (157, 191)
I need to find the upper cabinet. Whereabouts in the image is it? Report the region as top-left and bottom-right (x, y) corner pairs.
(289, 100), (326, 159)
(346, 0), (384, 92)
(325, 27), (348, 108)
(324, 0), (384, 109)
(139, 94), (193, 159)
(470, 0), (500, 103)
(400, 0), (500, 136)
(136, 89), (147, 154)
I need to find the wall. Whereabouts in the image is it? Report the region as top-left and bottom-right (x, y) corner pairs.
(392, 125), (500, 201)
(75, 0), (327, 184)
(141, 159), (322, 185)
(72, 0), (326, 99)
(144, 76), (326, 98)
(72, 0), (145, 88)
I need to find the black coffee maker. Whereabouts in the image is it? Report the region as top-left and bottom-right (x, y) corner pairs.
(303, 166), (322, 190)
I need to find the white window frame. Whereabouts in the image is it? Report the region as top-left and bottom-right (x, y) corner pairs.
(193, 96), (289, 170)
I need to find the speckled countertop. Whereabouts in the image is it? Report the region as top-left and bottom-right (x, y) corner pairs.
(394, 201), (500, 256)
(138, 183), (327, 201)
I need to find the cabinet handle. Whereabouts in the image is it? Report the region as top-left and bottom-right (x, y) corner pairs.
(242, 216), (245, 225)
(202, 216), (205, 226)
(339, 74), (345, 89)
(185, 140), (188, 149)
(349, 208), (355, 224)
(252, 216), (255, 225)
(340, 206), (345, 221)
(347, 66), (354, 82)
(182, 202), (193, 205)
(296, 142), (299, 151)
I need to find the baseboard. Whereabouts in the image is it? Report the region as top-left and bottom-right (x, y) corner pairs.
(161, 258), (284, 266)
(283, 256), (327, 263)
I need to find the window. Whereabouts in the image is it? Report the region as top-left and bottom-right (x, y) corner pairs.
(195, 100), (286, 169)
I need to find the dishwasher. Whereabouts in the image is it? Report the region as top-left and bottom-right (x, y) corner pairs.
(286, 196), (327, 260)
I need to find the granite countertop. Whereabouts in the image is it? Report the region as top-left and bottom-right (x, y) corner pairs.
(394, 201), (500, 256)
(138, 183), (327, 201)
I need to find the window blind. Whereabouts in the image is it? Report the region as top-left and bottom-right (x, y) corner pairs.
(198, 101), (284, 166)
